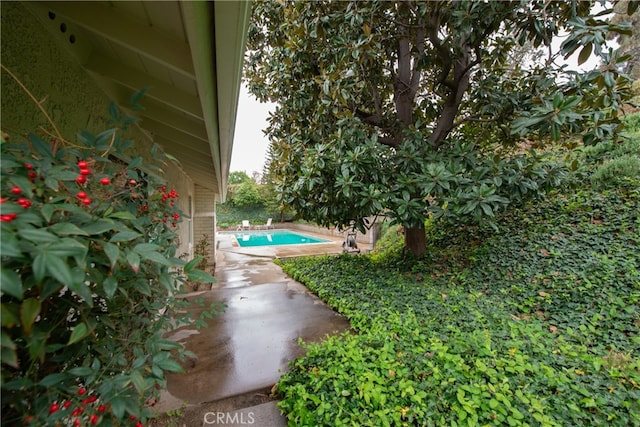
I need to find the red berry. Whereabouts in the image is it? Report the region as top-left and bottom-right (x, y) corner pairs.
(63, 401), (72, 408)
(87, 395), (97, 403)
(129, 179), (137, 185)
(90, 414), (99, 424)
(76, 192), (87, 199)
(98, 405), (106, 412)
(77, 161), (88, 169)
(73, 420), (81, 427)
(25, 163), (34, 170)
(28, 171), (37, 179)
(11, 187), (21, 195)
(76, 175), (87, 184)
(49, 403), (60, 414)
(130, 415), (136, 420)
(136, 422), (143, 427)
(0, 198), (6, 203)
(82, 198), (92, 205)
(72, 407), (84, 416)
(1, 214), (17, 222)
(77, 387), (86, 395)
(80, 169), (91, 176)
(99, 177), (111, 185)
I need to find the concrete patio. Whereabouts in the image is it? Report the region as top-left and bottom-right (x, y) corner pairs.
(153, 230), (370, 426)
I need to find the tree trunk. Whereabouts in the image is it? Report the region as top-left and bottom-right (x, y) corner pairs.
(404, 224), (426, 257)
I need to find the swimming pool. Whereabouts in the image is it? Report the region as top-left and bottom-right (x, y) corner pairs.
(229, 230), (330, 247)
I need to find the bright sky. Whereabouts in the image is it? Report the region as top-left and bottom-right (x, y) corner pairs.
(230, 84), (275, 176)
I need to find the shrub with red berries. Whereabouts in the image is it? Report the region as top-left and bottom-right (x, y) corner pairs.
(1, 97), (216, 426)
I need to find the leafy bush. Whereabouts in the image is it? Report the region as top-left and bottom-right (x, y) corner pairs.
(369, 223), (404, 261)
(623, 112), (640, 133)
(229, 181), (264, 208)
(591, 154), (640, 188)
(1, 102), (216, 426)
(274, 143), (640, 426)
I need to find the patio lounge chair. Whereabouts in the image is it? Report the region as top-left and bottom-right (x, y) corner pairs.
(237, 220), (251, 231)
(262, 218), (274, 229)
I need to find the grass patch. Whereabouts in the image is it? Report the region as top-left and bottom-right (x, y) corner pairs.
(274, 133), (640, 426)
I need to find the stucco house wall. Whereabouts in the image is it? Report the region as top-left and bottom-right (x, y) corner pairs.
(1, 2), (197, 260)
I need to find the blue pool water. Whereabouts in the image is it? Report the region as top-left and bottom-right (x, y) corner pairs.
(230, 230), (330, 247)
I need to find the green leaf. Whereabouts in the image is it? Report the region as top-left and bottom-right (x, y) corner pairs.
(133, 243), (161, 254)
(183, 257), (201, 273)
(187, 269), (216, 284)
(109, 396), (126, 420)
(1, 346), (19, 369)
(67, 366), (94, 376)
(83, 220), (116, 235)
(1, 232), (22, 257)
(111, 231), (142, 242)
(50, 222), (89, 236)
(28, 133), (53, 158)
(18, 228), (58, 243)
(39, 373), (68, 387)
(44, 253), (74, 286)
(156, 358), (184, 373)
(128, 157), (143, 169)
(103, 243), (120, 269)
(68, 322), (90, 345)
(103, 276), (117, 299)
(140, 251), (172, 266)
(577, 43), (592, 66)
(20, 298), (41, 335)
(129, 87), (150, 111)
(1, 331), (18, 368)
(32, 253), (47, 283)
(47, 239), (88, 258)
(108, 211), (137, 220)
(126, 251), (140, 274)
(0, 268), (23, 299)
(130, 370), (146, 394)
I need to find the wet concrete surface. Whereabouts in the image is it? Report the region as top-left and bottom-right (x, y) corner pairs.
(154, 230), (367, 424)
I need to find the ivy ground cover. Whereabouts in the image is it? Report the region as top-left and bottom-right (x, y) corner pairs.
(274, 138), (639, 426)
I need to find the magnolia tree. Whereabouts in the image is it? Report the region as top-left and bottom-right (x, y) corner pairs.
(245, 0), (636, 256)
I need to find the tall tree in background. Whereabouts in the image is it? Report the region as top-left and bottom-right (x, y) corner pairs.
(246, 0), (635, 257)
(610, 0), (640, 79)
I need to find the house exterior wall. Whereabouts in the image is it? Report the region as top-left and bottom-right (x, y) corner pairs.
(1, 2), (195, 260)
(193, 184), (216, 269)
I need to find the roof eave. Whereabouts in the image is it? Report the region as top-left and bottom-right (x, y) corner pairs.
(181, 1), (250, 202)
